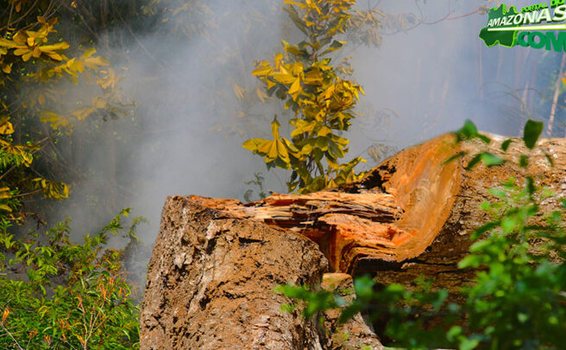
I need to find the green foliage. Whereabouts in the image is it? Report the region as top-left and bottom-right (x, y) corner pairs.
(278, 119), (566, 349)
(0, 209), (141, 349)
(244, 0), (368, 194)
(523, 119), (544, 149)
(244, 173), (268, 203)
(455, 178), (566, 348)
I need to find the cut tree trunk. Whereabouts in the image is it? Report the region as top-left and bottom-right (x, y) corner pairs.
(140, 195), (382, 350)
(141, 133), (566, 349)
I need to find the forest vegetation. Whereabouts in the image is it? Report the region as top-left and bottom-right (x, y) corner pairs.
(0, 0), (565, 349)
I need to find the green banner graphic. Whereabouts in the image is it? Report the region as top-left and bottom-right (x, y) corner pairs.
(479, 1), (566, 51)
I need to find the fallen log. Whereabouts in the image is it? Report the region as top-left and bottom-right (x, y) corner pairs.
(141, 133), (566, 348)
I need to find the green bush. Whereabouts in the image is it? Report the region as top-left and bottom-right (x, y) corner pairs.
(0, 209), (141, 349)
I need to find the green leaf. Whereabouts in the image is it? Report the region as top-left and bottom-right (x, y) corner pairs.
(545, 153), (555, 167)
(469, 239), (492, 253)
(458, 255), (481, 269)
(454, 120), (492, 144)
(464, 154), (482, 170)
(283, 6), (308, 35)
(481, 152), (504, 166)
(446, 326), (462, 342)
(501, 139), (513, 151)
(460, 338), (480, 350)
(443, 151), (467, 165)
(501, 218), (517, 233)
(525, 176), (535, 195)
(488, 188), (507, 198)
(517, 313), (529, 324)
(523, 119), (543, 149)
(519, 155), (528, 168)
(456, 120), (477, 139)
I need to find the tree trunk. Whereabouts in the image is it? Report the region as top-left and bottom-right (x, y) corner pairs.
(141, 133), (566, 348)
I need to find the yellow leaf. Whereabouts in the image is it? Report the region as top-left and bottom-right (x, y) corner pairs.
(291, 119), (316, 137)
(32, 46), (41, 58)
(277, 139), (290, 163)
(274, 52), (283, 69)
(47, 52), (62, 61)
(71, 107), (95, 120)
(284, 0), (307, 8)
(302, 143), (314, 155)
(0, 119), (14, 135)
(266, 79), (276, 90)
(282, 138), (301, 155)
(318, 126), (332, 137)
(83, 55), (110, 69)
(2, 63), (11, 74)
(252, 64), (272, 76)
(0, 38), (16, 48)
(39, 42), (70, 52)
(13, 48), (29, 56)
(257, 140), (278, 160)
(13, 32), (27, 45)
(0, 187), (11, 199)
(242, 138), (265, 152)
(288, 78), (301, 100)
(272, 72), (296, 85)
(39, 110), (62, 124)
(22, 51), (33, 62)
(83, 48), (96, 58)
(303, 69), (323, 85)
(0, 204), (11, 212)
(270, 118), (281, 139)
(71, 60), (85, 73)
(291, 62), (304, 76)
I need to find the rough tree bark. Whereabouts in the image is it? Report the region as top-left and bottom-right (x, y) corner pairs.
(141, 133), (566, 349)
(140, 195), (382, 350)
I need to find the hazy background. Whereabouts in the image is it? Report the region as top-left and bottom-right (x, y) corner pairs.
(47, 0), (564, 265)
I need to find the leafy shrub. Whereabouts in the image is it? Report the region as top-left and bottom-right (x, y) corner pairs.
(0, 209), (142, 349)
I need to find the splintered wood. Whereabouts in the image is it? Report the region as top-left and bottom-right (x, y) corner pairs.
(189, 134), (463, 272)
(186, 134), (566, 278)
